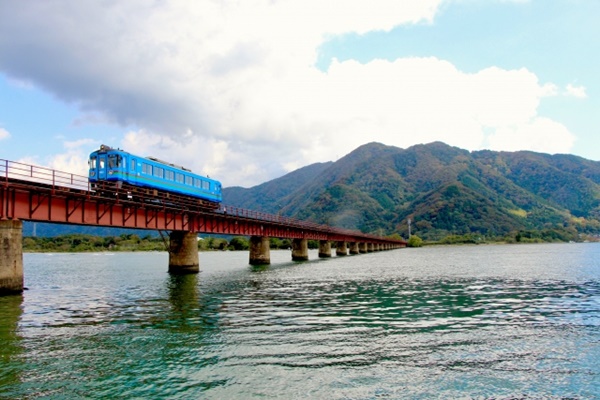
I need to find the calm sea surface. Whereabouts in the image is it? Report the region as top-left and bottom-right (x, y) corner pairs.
(1, 243), (599, 399)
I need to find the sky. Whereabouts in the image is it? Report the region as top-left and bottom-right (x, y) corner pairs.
(0, 0), (599, 188)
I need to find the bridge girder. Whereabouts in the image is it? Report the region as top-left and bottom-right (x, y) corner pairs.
(1, 181), (405, 246)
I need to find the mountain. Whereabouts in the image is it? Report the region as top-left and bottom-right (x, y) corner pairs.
(224, 161), (333, 212)
(222, 142), (600, 240)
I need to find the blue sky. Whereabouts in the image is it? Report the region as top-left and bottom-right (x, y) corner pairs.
(0, 0), (598, 187)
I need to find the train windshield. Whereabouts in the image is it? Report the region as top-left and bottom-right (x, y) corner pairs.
(89, 156), (97, 169)
(107, 154), (122, 168)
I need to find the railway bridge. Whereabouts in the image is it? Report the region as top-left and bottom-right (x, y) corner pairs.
(1, 159), (406, 294)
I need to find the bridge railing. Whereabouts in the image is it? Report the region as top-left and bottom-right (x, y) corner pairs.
(1, 159), (90, 191)
(216, 205), (387, 241)
(217, 205), (332, 232)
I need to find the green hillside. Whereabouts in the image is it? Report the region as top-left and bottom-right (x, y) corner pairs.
(222, 142), (600, 241)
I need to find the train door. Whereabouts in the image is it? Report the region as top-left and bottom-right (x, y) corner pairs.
(130, 158), (137, 183)
(98, 154), (107, 180)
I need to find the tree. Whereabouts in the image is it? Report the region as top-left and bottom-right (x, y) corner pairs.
(387, 233), (404, 241)
(407, 235), (423, 247)
(229, 236), (249, 250)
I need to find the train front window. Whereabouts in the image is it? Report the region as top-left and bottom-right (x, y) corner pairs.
(108, 154), (124, 169)
(89, 156), (97, 169)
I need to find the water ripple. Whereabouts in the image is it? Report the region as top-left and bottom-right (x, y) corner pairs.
(1, 245), (598, 398)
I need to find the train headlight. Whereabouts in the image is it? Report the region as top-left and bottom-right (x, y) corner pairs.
(108, 170), (114, 175)
(90, 171), (96, 176)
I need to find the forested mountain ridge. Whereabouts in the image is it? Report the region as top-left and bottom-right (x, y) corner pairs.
(223, 141), (600, 240)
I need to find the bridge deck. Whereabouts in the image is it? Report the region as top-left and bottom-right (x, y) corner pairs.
(1, 159), (406, 245)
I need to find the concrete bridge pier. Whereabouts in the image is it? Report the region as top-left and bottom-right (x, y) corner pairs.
(349, 242), (360, 255)
(292, 238), (309, 261)
(0, 219), (24, 295)
(318, 240), (332, 258)
(336, 241), (348, 256)
(250, 236), (271, 265)
(168, 231), (200, 274)
(359, 242), (368, 253)
(367, 243), (374, 252)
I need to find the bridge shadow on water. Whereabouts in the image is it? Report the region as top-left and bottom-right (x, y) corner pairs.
(0, 293), (24, 393)
(249, 256), (334, 273)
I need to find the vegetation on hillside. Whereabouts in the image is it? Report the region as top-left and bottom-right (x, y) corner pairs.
(223, 141), (600, 242)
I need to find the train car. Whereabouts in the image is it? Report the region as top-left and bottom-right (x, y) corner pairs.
(88, 145), (222, 205)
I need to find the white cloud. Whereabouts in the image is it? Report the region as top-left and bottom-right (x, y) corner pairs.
(0, 127), (10, 140)
(64, 138), (96, 151)
(46, 138), (98, 178)
(487, 117), (575, 154)
(18, 139), (96, 177)
(0, 1), (578, 186)
(46, 152), (89, 177)
(565, 84), (587, 98)
(120, 130), (283, 187)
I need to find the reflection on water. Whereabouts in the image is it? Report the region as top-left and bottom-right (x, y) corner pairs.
(0, 294), (23, 395)
(0, 244), (599, 398)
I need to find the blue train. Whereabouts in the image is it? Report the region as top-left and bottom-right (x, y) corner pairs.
(88, 145), (222, 205)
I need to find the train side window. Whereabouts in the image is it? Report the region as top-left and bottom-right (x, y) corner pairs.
(154, 166), (164, 178)
(131, 159), (136, 171)
(176, 173), (184, 183)
(142, 163), (151, 174)
(193, 178), (200, 188)
(202, 181), (210, 190)
(166, 170), (174, 181)
(185, 176), (193, 186)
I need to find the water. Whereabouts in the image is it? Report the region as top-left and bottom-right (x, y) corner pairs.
(1, 243), (599, 399)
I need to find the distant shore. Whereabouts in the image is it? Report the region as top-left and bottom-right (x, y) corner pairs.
(22, 232), (598, 253)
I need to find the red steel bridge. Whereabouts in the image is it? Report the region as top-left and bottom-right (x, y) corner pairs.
(1, 159), (406, 294)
